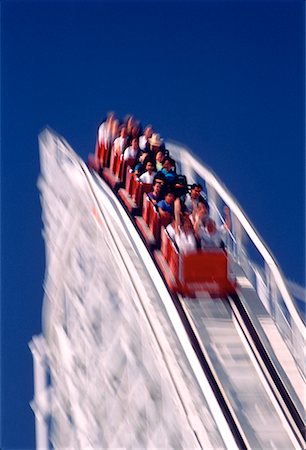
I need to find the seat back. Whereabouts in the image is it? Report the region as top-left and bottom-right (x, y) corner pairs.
(96, 140), (106, 166)
(125, 169), (135, 194)
(110, 151), (119, 174)
(103, 142), (112, 168)
(138, 183), (153, 212)
(179, 250), (234, 295)
(148, 203), (161, 245)
(142, 195), (151, 225)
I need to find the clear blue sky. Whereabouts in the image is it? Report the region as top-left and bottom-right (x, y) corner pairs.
(1, 1), (304, 449)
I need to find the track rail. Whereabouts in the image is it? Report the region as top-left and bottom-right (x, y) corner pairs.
(94, 169), (304, 450)
(228, 293), (305, 448)
(80, 162), (248, 449)
(167, 289), (304, 450)
(48, 130), (304, 449)
(89, 161), (304, 450)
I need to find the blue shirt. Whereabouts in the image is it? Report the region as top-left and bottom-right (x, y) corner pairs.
(160, 168), (176, 183)
(157, 199), (174, 215)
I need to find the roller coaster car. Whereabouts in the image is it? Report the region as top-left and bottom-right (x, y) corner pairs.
(155, 228), (236, 298)
(90, 139), (236, 298)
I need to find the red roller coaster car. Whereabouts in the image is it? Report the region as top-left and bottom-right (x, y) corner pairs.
(89, 132), (236, 298)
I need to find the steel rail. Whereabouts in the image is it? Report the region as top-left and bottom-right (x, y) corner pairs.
(228, 293), (305, 449)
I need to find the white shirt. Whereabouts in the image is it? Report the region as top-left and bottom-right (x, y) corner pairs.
(175, 231), (197, 254)
(139, 171), (156, 184)
(199, 225), (226, 249)
(166, 223), (176, 241)
(113, 136), (127, 155)
(139, 135), (148, 150)
(98, 121), (112, 148)
(98, 122), (106, 146)
(123, 146), (138, 161)
(184, 193), (200, 215)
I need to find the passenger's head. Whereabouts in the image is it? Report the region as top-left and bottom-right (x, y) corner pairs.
(182, 215), (193, 232)
(155, 150), (165, 163)
(152, 180), (162, 195)
(199, 196), (210, 213)
(173, 175), (188, 197)
(197, 201), (208, 219)
(164, 191), (175, 204)
(131, 122), (141, 138)
(144, 125), (153, 139)
(139, 150), (150, 162)
(153, 172), (167, 185)
(149, 133), (163, 150)
(107, 111), (115, 122)
(153, 177), (164, 189)
(131, 137), (139, 149)
(112, 119), (119, 137)
(162, 156), (174, 172)
(190, 183), (202, 199)
(119, 125), (127, 137)
(145, 160), (155, 173)
(125, 114), (135, 134)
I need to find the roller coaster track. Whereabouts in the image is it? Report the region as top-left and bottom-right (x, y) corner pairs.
(87, 162), (305, 449)
(31, 129), (305, 450)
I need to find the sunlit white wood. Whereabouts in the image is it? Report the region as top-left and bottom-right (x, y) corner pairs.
(32, 128), (236, 450)
(31, 128), (305, 450)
